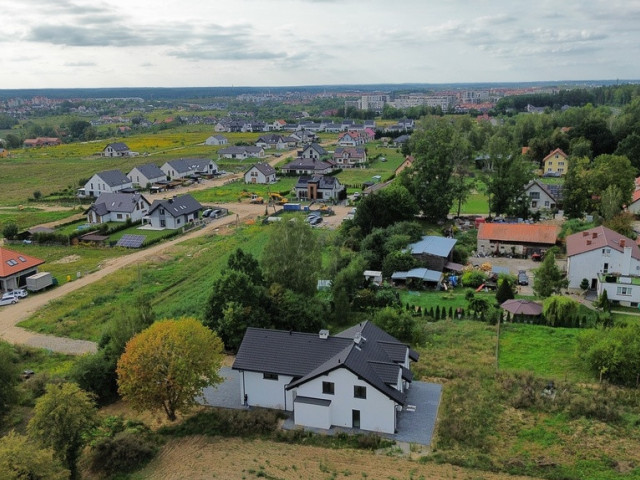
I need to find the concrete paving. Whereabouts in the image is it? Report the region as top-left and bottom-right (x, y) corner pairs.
(199, 367), (442, 446)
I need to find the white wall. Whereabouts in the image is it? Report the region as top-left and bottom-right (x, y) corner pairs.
(568, 249), (640, 289)
(292, 368), (397, 434)
(294, 401), (331, 429)
(598, 280), (640, 306)
(240, 371), (295, 411)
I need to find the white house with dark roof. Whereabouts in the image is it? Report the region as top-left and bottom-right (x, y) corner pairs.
(160, 158), (218, 180)
(332, 147), (367, 168)
(295, 175), (345, 201)
(282, 158), (333, 175)
(205, 135), (228, 146)
(83, 170), (133, 197)
(233, 321), (418, 434)
(103, 142), (132, 157)
(85, 192), (150, 224)
(146, 194), (203, 229)
(256, 134), (288, 150)
(244, 163), (276, 184)
(218, 146), (265, 160)
(566, 226), (640, 296)
(298, 143), (328, 160)
(128, 163), (166, 188)
(524, 180), (562, 213)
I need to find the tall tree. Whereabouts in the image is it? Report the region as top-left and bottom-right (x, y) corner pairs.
(117, 318), (223, 421)
(28, 383), (97, 480)
(227, 248), (263, 285)
(600, 184), (623, 221)
(0, 431), (69, 480)
(261, 218), (321, 296)
(352, 184), (418, 236)
(533, 250), (568, 298)
(408, 117), (469, 221)
(562, 156), (591, 218)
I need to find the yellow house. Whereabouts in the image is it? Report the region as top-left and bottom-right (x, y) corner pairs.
(543, 148), (568, 176)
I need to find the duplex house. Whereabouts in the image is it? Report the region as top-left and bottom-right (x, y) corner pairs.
(103, 142), (131, 157)
(332, 147), (367, 168)
(233, 321), (419, 434)
(477, 223), (559, 257)
(244, 163), (277, 184)
(205, 135), (228, 146)
(523, 180), (562, 213)
(0, 247), (45, 292)
(566, 226), (640, 295)
(128, 163), (166, 188)
(146, 194), (203, 229)
(295, 175), (345, 201)
(84, 170), (133, 197)
(543, 148), (569, 176)
(85, 192), (150, 224)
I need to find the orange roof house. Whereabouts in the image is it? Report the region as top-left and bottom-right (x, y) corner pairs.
(477, 223), (559, 256)
(0, 247), (45, 292)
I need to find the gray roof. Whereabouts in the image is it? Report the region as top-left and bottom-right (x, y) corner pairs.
(132, 163), (165, 180)
(164, 158), (214, 174)
(247, 162), (275, 176)
(87, 192), (147, 215)
(392, 268), (443, 283)
(233, 321), (417, 405)
(407, 236), (457, 258)
(106, 142), (129, 152)
(148, 194), (202, 217)
(164, 159), (193, 174)
(283, 158), (333, 172)
(295, 175), (341, 190)
(302, 143), (328, 156)
(96, 169), (131, 187)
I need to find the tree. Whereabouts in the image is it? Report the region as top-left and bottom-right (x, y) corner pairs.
(408, 117), (470, 221)
(599, 184), (623, 221)
(227, 248), (263, 285)
(594, 289), (611, 312)
(261, 218), (321, 296)
(28, 382), (97, 479)
(33, 190), (42, 200)
(2, 222), (18, 240)
(373, 307), (424, 345)
(533, 250), (568, 298)
(495, 278), (515, 305)
(352, 184), (418, 236)
(0, 431), (69, 480)
(117, 318), (224, 421)
(0, 342), (19, 418)
(562, 156), (591, 218)
(543, 296), (580, 327)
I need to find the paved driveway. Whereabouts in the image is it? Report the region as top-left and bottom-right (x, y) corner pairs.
(200, 368), (442, 446)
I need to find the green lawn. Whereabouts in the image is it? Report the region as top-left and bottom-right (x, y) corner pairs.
(0, 207), (81, 237)
(498, 323), (592, 382)
(191, 177), (298, 204)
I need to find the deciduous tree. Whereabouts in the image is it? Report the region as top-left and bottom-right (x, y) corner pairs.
(117, 318), (224, 421)
(0, 431), (69, 480)
(27, 382), (97, 479)
(533, 250), (568, 298)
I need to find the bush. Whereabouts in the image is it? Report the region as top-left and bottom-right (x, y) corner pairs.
(2, 223), (18, 240)
(88, 431), (158, 476)
(461, 270), (487, 288)
(159, 408), (285, 437)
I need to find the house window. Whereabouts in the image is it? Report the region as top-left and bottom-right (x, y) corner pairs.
(529, 192), (540, 199)
(159, 208), (165, 215)
(177, 218), (181, 225)
(617, 287), (632, 296)
(558, 161), (565, 166)
(116, 214), (123, 219)
(603, 262), (609, 273)
(263, 373), (278, 380)
(160, 220), (166, 228)
(322, 381), (335, 395)
(544, 201), (550, 207)
(531, 201), (538, 208)
(354, 386), (367, 399)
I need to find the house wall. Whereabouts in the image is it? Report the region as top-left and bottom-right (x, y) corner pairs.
(597, 279), (640, 307)
(292, 368), (397, 434)
(1, 267), (39, 291)
(84, 174), (132, 197)
(293, 402), (332, 429)
(239, 371), (295, 411)
(568, 248), (640, 289)
(526, 186), (556, 212)
(544, 154), (568, 176)
(128, 168), (165, 187)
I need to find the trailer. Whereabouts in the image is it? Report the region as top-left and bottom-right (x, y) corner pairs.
(26, 272), (54, 292)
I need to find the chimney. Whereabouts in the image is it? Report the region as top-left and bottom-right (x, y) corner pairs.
(319, 329), (329, 340)
(620, 239), (626, 248)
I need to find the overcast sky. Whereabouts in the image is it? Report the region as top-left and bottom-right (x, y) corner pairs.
(1, 0), (639, 89)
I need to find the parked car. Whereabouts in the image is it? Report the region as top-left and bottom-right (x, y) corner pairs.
(309, 216), (323, 226)
(202, 208), (213, 218)
(518, 270), (529, 286)
(0, 296), (18, 306)
(8, 288), (28, 298)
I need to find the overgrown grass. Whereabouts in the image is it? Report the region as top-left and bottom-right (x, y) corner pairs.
(191, 177), (298, 204)
(0, 207), (81, 236)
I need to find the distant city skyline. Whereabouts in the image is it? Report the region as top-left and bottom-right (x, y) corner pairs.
(2, 0), (639, 89)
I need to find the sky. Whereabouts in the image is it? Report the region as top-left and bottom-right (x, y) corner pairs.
(1, 0), (640, 89)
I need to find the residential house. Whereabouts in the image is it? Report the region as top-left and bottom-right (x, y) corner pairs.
(566, 226), (640, 295)
(83, 170), (133, 197)
(290, 131), (317, 144)
(337, 131), (366, 147)
(406, 236), (458, 272)
(543, 148), (569, 176)
(218, 146), (265, 160)
(395, 155), (414, 176)
(85, 192), (150, 224)
(281, 158), (333, 175)
(628, 189), (640, 215)
(298, 143), (328, 160)
(295, 175), (345, 201)
(244, 163), (277, 184)
(23, 137), (61, 147)
(146, 194), (203, 229)
(391, 268), (443, 288)
(0, 247), (45, 292)
(103, 142), (131, 157)
(477, 223), (559, 257)
(332, 147), (367, 168)
(128, 163), (166, 188)
(523, 180), (562, 213)
(270, 119), (287, 131)
(394, 135), (410, 147)
(324, 123), (343, 133)
(160, 158), (218, 180)
(233, 321), (419, 434)
(256, 134), (288, 150)
(205, 135), (228, 146)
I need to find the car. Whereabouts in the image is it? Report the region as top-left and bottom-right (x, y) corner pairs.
(309, 216), (323, 226)
(8, 288), (28, 298)
(0, 296), (18, 306)
(202, 208), (213, 218)
(518, 270), (529, 286)
(210, 209), (222, 219)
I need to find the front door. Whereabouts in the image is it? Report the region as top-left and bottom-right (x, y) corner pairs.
(352, 409), (360, 429)
(591, 278), (597, 289)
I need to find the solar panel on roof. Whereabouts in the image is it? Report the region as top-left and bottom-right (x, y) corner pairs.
(116, 234), (146, 248)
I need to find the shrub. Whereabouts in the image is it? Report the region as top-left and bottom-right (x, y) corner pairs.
(2, 222), (18, 240)
(88, 431), (158, 476)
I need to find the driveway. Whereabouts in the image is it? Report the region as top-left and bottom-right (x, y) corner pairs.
(199, 368), (442, 446)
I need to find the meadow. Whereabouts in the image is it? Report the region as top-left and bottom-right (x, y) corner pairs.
(0, 206), (81, 235)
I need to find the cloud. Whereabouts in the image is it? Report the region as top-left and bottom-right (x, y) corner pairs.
(64, 61), (96, 67)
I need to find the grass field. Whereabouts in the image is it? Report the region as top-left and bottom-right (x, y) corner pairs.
(191, 177), (298, 204)
(0, 206), (81, 236)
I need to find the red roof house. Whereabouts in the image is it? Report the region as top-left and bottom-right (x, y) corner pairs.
(0, 247), (45, 292)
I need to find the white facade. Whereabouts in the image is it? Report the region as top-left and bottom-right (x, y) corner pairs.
(147, 208), (198, 229)
(291, 368), (399, 434)
(567, 246), (640, 289)
(525, 184), (557, 212)
(244, 166), (276, 184)
(205, 135), (228, 146)
(84, 173), (132, 197)
(598, 276), (640, 307)
(239, 371), (295, 411)
(127, 167), (165, 188)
